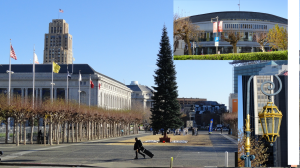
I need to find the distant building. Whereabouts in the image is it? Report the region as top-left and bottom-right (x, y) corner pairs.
(230, 60), (288, 93)
(175, 11), (287, 55)
(0, 64), (132, 110)
(43, 19), (73, 64)
(177, 97), (207, 109)
(194, 101), (227, 114)
(228, 93), (238, 113)
(126, 81), (154, 109)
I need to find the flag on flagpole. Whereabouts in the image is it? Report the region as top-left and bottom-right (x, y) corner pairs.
(99, 83), (101, 90)
(79, 73), (82, 81)
(59, 9), (64, 13)
(283, 71), (288, 76)
(90, 78), (94, 88)
(68, 72), (71, 79)
(34, 53), (39, 64)
(53, 62), (60, 73)
(10, 44), (17, 60)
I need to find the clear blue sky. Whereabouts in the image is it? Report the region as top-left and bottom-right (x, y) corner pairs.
(1, 0), (235, 108)
(174, 0), (287, 19)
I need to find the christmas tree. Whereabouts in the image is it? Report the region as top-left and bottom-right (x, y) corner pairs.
(150, 25), (183, 139)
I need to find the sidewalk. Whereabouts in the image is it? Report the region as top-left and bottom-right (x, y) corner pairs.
(221, 134), (238, 145)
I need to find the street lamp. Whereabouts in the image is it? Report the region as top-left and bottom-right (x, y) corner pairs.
(258, 75), (283, 146)
(211, 16), (219, 54)
(240, 76), (255, 167)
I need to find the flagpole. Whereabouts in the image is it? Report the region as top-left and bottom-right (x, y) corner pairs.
(33, 45), (35, 108)
(8, 40), (11, 105)
(89, 74), (91, 107)
(51, 59), (54, 102)
(79, 70), (81, 107)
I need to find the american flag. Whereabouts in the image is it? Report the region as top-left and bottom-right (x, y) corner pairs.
(10, 44), (17, 60)
(99, 83), (101, 90)
(59, 9), (64, 13)
(283, 71), (288, 76)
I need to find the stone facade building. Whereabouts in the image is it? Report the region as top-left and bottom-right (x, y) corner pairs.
(126, 81), (154, 109)
(43, 19), (73, 64)
(0, 64), (132, 110)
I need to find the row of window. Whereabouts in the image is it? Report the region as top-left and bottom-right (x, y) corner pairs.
(196, 31), (267, 42)
(46, 35), (71, 40)
(224, 24), (267, 30)
(50, 27), (63, 33)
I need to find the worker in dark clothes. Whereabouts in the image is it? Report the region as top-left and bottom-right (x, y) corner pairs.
(134, 137), (145, 159)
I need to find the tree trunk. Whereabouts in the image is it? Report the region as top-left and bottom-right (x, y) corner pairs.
(163, 131), (168, 139)
(67, 121), (70, 143)
(49, 117), (52, 145)
(76, 122), (78, 142)
(72, 122), (74, 143)
(37, 118), (40, 144)
(16, 122), (19, 146)
(5, 117), (9, 144)
(30, 116), (34, 144)
(260, 45), (266, 52)
(62, 122), (64, 143)
(13, 120), (15, 144)
(98, 122), (101, 139)
(44, 120), (47, 145)
(20, 122), (22, 143)
(233, 44), (237, 53)
(57, 123), (60, 145)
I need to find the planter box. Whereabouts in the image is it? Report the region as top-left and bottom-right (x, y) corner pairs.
(159, 137), (171, 142)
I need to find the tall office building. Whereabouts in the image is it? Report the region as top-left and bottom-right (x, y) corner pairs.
(43, 19), (73, 64)
(230, 60), (288, 93)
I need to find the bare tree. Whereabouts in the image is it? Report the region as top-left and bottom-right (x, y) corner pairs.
(222, 30), (243, 53)
(174, 13), (202, 55)
(255, 32), (268, 52)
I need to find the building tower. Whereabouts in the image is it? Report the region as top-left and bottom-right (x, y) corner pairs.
(43, 19), (73, 64)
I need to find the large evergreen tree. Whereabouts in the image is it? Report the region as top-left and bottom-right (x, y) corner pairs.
(150, 25), (183, 138)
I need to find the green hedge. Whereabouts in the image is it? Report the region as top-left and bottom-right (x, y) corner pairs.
(174, 51), (288, 60)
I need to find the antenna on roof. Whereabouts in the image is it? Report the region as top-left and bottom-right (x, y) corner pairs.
(238, 0), (240, 11)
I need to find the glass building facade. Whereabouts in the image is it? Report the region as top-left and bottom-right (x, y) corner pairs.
(232, 60), (288, 93)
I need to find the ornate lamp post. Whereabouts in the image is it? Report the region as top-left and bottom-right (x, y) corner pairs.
(258, 75), (283, 146)
(241, 75), (255, 167)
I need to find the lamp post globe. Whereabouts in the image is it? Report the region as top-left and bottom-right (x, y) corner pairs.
(257, 75), (283, 146)
(258, 101), (283, 146)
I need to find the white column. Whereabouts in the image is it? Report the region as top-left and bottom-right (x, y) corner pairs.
(25, 88), (28, 99)
(39, 88), (42, 102)
(21, 88), (24, 98)
(54, 88), (57, 99)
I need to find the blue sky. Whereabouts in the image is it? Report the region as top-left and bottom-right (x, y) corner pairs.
(174, 0), (287, 19)
(0, 0), (233, 107)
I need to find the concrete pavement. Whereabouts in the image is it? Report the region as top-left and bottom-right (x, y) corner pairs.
(0, 131), (237, 167)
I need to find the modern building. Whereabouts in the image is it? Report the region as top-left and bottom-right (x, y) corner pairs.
(174, 11), (287, 55)
(126, 81), (154, 109)
(230, 60), (288, 93)
(228, 93), (238, 113)
(177, 97), (207, 109)
(194, 101), (227, 114)
(0, 64), (132, 110)
(241, 75), (288, 167)
(43, 19), (73, 64)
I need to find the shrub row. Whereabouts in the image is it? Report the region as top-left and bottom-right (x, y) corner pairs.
(174, 50), (288, 60)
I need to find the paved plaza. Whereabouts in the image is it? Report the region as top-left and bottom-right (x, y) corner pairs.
(0, 131), (237, 167)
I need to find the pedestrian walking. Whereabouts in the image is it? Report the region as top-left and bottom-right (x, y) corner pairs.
(121, 129), (124, 136)
(134, 137), (145, 159)
(38, 130), (42, 144)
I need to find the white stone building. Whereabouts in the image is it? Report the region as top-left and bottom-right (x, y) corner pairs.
(126, 81), (154, 109)
(0, 64), (132, 110)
